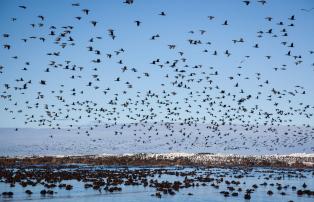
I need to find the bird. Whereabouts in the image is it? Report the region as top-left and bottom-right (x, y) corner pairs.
(82, 9), (90, 15)
(288, 15), (295, 20)
(38, 15), (45, 21)
(134, 20), (141, 26)
(208, 16), (215, 20)
(168, 45), (176, 49)
(159, 11), (166, 16)
(257, 0), (267, 5)
(243, 1), (250, 6)
(3, 44), (11, 49)
(108, 29), (116, 40)
(123, 0), (134, 4)
(265, 17), (272, 21)
(39, 80), (46, 85)
(91, 21), (97, 26)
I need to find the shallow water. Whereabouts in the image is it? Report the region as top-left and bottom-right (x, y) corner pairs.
(0, 166), (313, 202)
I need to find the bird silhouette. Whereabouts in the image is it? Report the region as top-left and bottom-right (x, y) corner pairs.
(134, 20), (141, 26)
(159, 11), (166, 16)
(243, 1), (250, 6)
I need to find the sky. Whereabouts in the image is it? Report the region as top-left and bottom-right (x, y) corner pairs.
(0, 0), (314, 128)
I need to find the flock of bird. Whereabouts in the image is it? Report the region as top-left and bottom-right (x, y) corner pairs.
(1, 0), (314, 153)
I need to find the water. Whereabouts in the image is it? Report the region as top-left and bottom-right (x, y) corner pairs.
(0, 166), (313, 202)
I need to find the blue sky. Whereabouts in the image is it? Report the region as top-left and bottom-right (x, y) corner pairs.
(0, 0), (314, 128)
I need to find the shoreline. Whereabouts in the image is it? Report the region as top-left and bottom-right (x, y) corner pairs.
(1, 153), (313, 169)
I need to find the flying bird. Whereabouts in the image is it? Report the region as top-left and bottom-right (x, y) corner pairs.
(159, 11), (166, 16)
(134, 20), (141, 26)
(243, 1), (250, 6)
